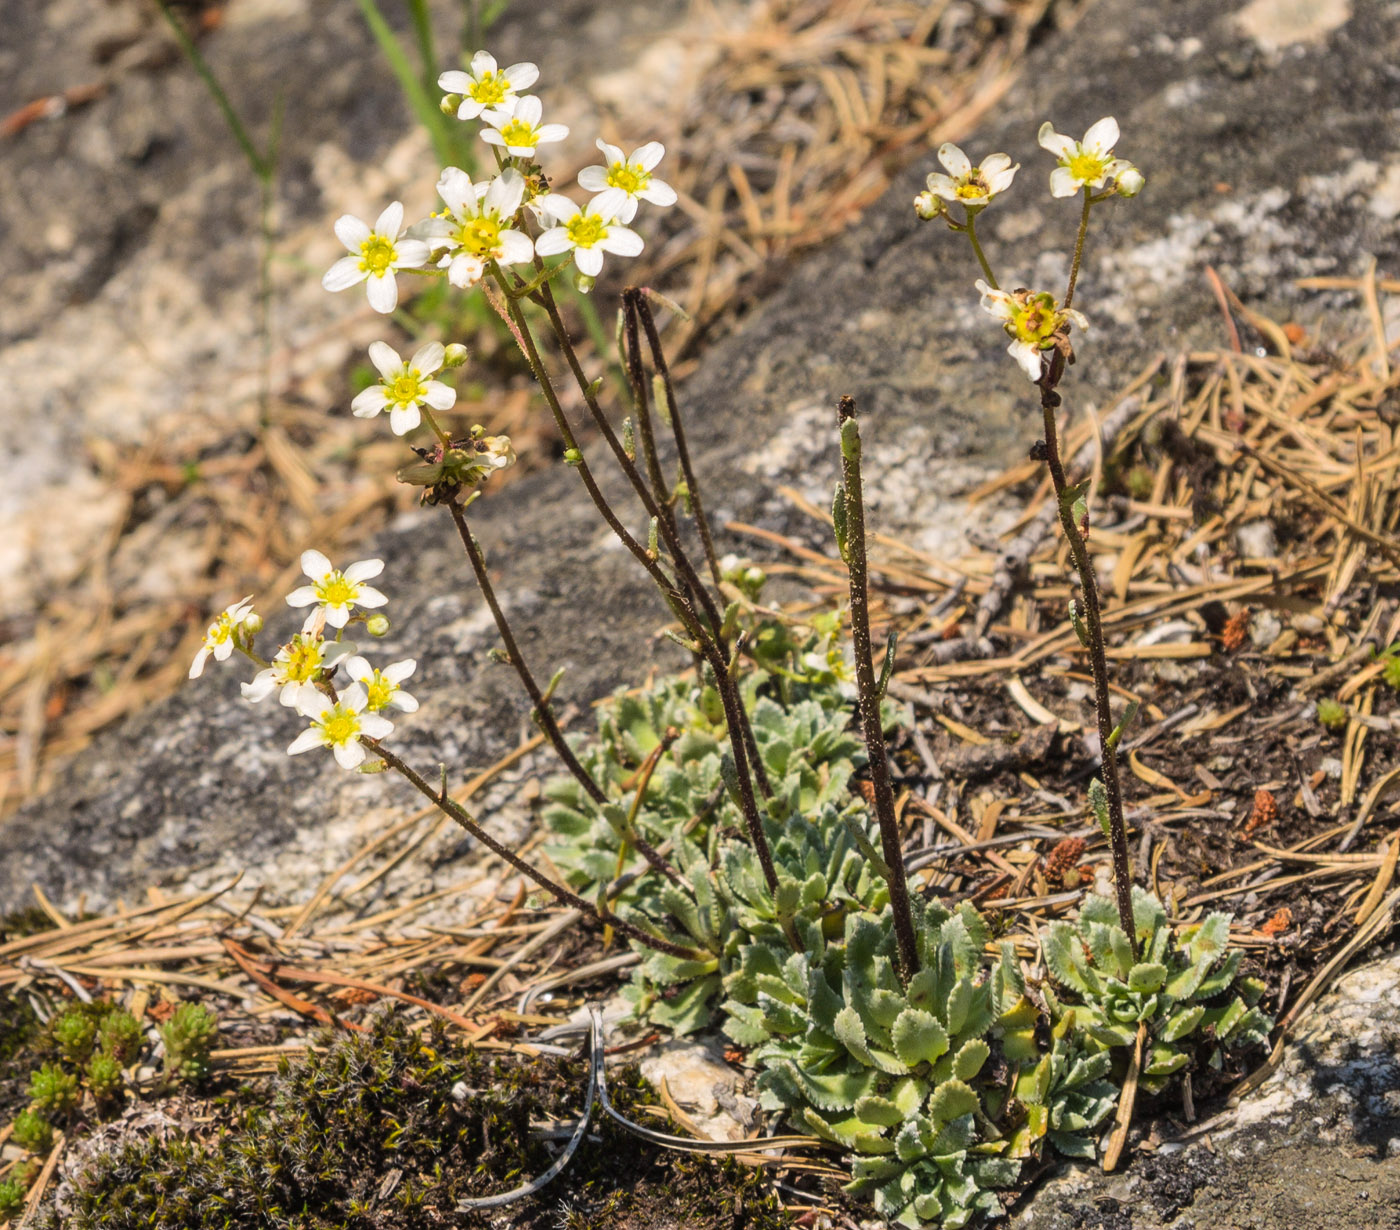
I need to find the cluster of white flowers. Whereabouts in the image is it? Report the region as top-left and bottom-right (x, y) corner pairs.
(914, 117), (1142, 382)
(321, 49), (678, 440)
(189, 551), (419, 771)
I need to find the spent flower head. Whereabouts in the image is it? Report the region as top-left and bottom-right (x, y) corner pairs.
(438, 50), (538, 121)
(534, 194), (643, 278)
(242, 631), (354, 711)
(1038, 117), (1136, 199)
(352, 341), (457, 436)
(924, 143), (1019, 211)
(577, 140), (677, 223)
(341, 655), (419, 713)
(427, 167), (535, 289)
(288, 683), (394, 770)
(189, 596), (257, 679)
(976, 280), (1088, 381)
(286, 550), (388, 630)
(480, 96), (568, 158)
(321, 202), (431, 314)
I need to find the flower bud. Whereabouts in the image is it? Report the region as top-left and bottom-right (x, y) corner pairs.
(1114, 164), (1144, 197)
(243, 612), (263, 636)
(442, 343), (469, 369)
(913, 190), (947, 221)
(440, 93), (462, 116)
(573, 272), (596, 295)
(365, 614), (391, 637)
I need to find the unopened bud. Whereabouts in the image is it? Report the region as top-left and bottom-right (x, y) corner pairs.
(242, 612), (263, 636)
(914, 190), (946, 221)
(563, 448), (583, 467)
(573, 272), (596, 295)
(440, 93), (462, 117)
(365, 614), (391, 637)
(1114, 164), (1144, 197)
(442, 343), (469, 369)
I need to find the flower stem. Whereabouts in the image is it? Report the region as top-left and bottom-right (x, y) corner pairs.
(964, 212), (998, 290)
(447, 501), (606, 806)
(1036, 355), (1137, 953)
(372, 742), (707, 959)
(627, 288), (725, 592)
(1063, 193), (1093, 312)
(837, 396), (920, 983)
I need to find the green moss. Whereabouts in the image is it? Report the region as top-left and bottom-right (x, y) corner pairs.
(1316, 697), (1349, 729)
(27, 1063), (78, 1117)
(37, 1011), (792, 1230)
(12, 1108), (53, 1152)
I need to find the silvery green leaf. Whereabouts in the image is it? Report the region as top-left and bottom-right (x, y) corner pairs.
(854, 1094), (906, 1127)
(927, 1079), (979, 1126)
(1128, 962), (1168, 994)
(786, 1060), (878, 1111)
(1044, 922), (1090, 995)
(952, 1038), (991, 1081)
(1160, 1003), (1205, 1042)
(892, 1008), (949, 1068)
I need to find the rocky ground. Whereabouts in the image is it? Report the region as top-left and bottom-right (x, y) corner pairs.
(4, 0), (1400, 1225)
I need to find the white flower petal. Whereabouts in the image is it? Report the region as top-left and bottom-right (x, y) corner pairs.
(322, 256), (366, 292)
(301, 549), (332, 578)
(352, 386), (389, 417)
(333, 214), (371, 251)
(938, 143), (971, 177)
(1008, 339), (1045, 381)
(389, 404), (422, 435)
(534, 228), (572, 257)
(925, 172), (958, 201)
(535, 123), (569, 145)
(438, 69), (471, 93)
(361, 713), (396, 739)
(469, 49), (497, 75)
(590, 187), (628, 221)
(424, 380), (457, 410)
(409, 341), (445, 374)
(383, 659), (417, 683)
(395, 239), (431, 269)
(345, 558), (384, 582)
(574, 247), (604, 277)
(599, 227), (643, 257)
(367, 340), (402, 379)
(577, 166), (610, 192)
(353, 586), (388, 608)
(241, 672), (277, 702)
(633, 141), (665, 171)
(341, 682), (370, 711)
(189, 647), (210, 679)
(1049, 166), (1080, 198)
(639, 180), (677, 206)
(285, 585), (319, 608)
(366, 272), (398, 314)
(390, 692), (420, 713)
(484, 169), (526, 217)
(343, 655), (373, 681)
(504, 62), (538, 90)
(497, 230), (535, 265)
(437, 166), (476, 215)
(333, 740), (366, 770)
(374, 201), (405, 238)
(447, 253), (486, 288)
(1083, 116), (1119, 155)
(288, 727), (326, 756)
(595, 138), (625, 165)
(1037, 122), (1074, 157)
(512, 96), (542, 125)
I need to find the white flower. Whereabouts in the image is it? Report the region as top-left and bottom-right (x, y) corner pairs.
(1114, 163), (1145, 197)
(242, 633), (354, 711)
(479, 96), (568, 158)
(975, 279), (1088, 381)
(287, 683), (394, 770)
(576, 140), (676, 223)
(189, 596), (256, 679)
(286, 550), (388, 630)
(351, 341), (456, 436)
(438, 50), (538, 121)
(1037, 117), (1131, 199)
(341, 655), (419, 713)
(924, 144), (1018, 209)
(428, 167), (535, 289)
(321, 202), (431, 314)
(533, 194), (643, 278)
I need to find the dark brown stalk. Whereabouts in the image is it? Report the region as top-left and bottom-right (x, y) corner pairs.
(837, 396), (920, 983)
(628, 289), (724, 590)
(621, 294), (680, 549)
(534, 280), (773, 802)
(373, 743), (705, 960)
(492, 276), (784, 908)
(448, 502), (605, 805)
(1037, 352), (1137, 953)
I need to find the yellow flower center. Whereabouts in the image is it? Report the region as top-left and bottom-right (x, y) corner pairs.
(358, 235), (396, 275)
(365, 675), (394, 711)
(496, 118), (537, 149)
(321, 706), (361, 746)
(565, 214), (607, 248)
(468, 71), (509, 105)
(388, 371), (426, 408)
(1009, 293), (1062, 348)
(284, 638), (323, 683)
(209, 616), (236, 646)
(1066, 150), (1109, 184)
(955, 176), (989, 201)
(607, 161), (649, 195)
(315, 574), (356, 608)
(455, 216), (504, 257)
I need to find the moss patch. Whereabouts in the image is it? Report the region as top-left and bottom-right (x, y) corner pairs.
(37, 1011), (793, 1230)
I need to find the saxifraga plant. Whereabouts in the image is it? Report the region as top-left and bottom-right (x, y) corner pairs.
(177, 40), (1277, 1227)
